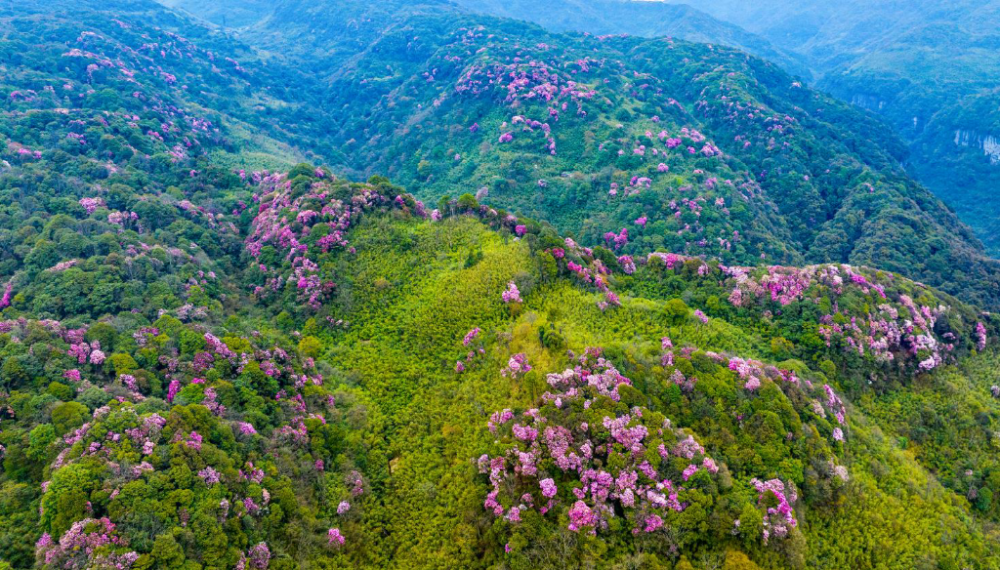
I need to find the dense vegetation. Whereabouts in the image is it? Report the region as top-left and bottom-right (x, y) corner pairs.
(2, 1), (1000, 569)
(698, 0), (1000, 257)
(425, 0), (1000, 256)
(133, 0), (1000, 309)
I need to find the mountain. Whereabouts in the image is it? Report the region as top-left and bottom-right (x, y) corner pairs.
(3, 1), (1000, 569)
(210, 0), (1000, 261)
(5, 153), (1000, 568)
(425, 0), (813, 79)
(626, 0), (1000, 256)
(159, 0), (811, 78)
(157, 0), (274, 28)
(148, 0), (1000, 309)
(163, 0), (1000, 310)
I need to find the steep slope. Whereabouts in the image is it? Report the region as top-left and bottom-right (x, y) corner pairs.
(2, 157), (1000, 568)
(4, 5), (1000, 568)
(226, 1), (1000, 309)
(192, 0), (1000, 259)
(0, 5), (260, 321)
(15, 0), (1000, 309)
(157, 0), (810, 78)
(644, 0), (1000, 255)
(157, 0), (275, 28)
(221, 0), (1000, 260)
(448, 0), (812, 79)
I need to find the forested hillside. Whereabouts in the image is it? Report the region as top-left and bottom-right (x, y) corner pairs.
(2, 1), (1000, 569)
(552, 0), (1000, 256)
(160, 0), (1000, 309)
(222, 0), (1000, 258)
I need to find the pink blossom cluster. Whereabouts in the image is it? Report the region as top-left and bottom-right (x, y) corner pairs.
(243, 172), (420, 309)
(67, 339), (105, 365)
(481, 349), (721, 535)
(501, 353), (532, 378)
(603, 228), (628, 250)
(0, 281), (12, 310)
(501, 281), (522, 304)
(35, 517), (137, 569)
(328, 528), (345, 547)
(79, 197), (105, 213)
(748, 478), (798, 544)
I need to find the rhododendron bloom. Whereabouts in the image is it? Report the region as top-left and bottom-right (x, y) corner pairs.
(618, 255), (636, 275)
(540, 478), (557, 498)
(643, 514), (663, 532)
(567, 500), (597, 532)
(502, 282), (522, 303)
(463, 327), (481, 346)
(0, 282), (12, 309)
(247, 543), (270, 569)
(186, 431), (203, 451)
(79, 197), (104, 213)
(198, 466), (221, 485)
(501, 353), (531, 378)
(328, 528), (345, 546)
(167, 380), (180, 403)
(750, 478), (798, 543)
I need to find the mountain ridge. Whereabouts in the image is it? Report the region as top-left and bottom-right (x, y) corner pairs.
(2, 2), (1000, 569)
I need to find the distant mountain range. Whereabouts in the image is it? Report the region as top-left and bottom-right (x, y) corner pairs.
(450, 0), (1000, 255)
(166, 0), (1000, 255)
(151, 0), (1000, 308)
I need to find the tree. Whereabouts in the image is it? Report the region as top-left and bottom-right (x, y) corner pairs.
(457, 193), (479, 212)
(108, 353), (139, 376)
(51, 401), (89, 435)
(664, 298), (689, 324)
(86, 322), (118, 352)
(298, 336), (323, 358)
(150, 533), (185, 568)
(723, 550), (761, 570)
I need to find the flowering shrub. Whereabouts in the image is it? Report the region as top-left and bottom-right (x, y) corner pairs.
(0, 5), (996, 569)
(629, 257), (990, 379)
(0, 315), (373, 569)
(748, 478), (798, 544)
(502, 282), (522, 304)
(481, 350), (714, 536)
(243, 171), (425, 311)
(35, 518), (137, 570)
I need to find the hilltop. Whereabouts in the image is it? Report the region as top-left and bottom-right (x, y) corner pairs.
(1, 2), (1000, 569)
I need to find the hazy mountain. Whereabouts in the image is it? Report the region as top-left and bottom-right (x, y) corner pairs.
(640, 0), (1000, 254)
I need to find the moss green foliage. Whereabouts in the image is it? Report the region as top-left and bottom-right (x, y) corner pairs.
(0, 164), (997, 567)
(0, 1), (999, 569)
